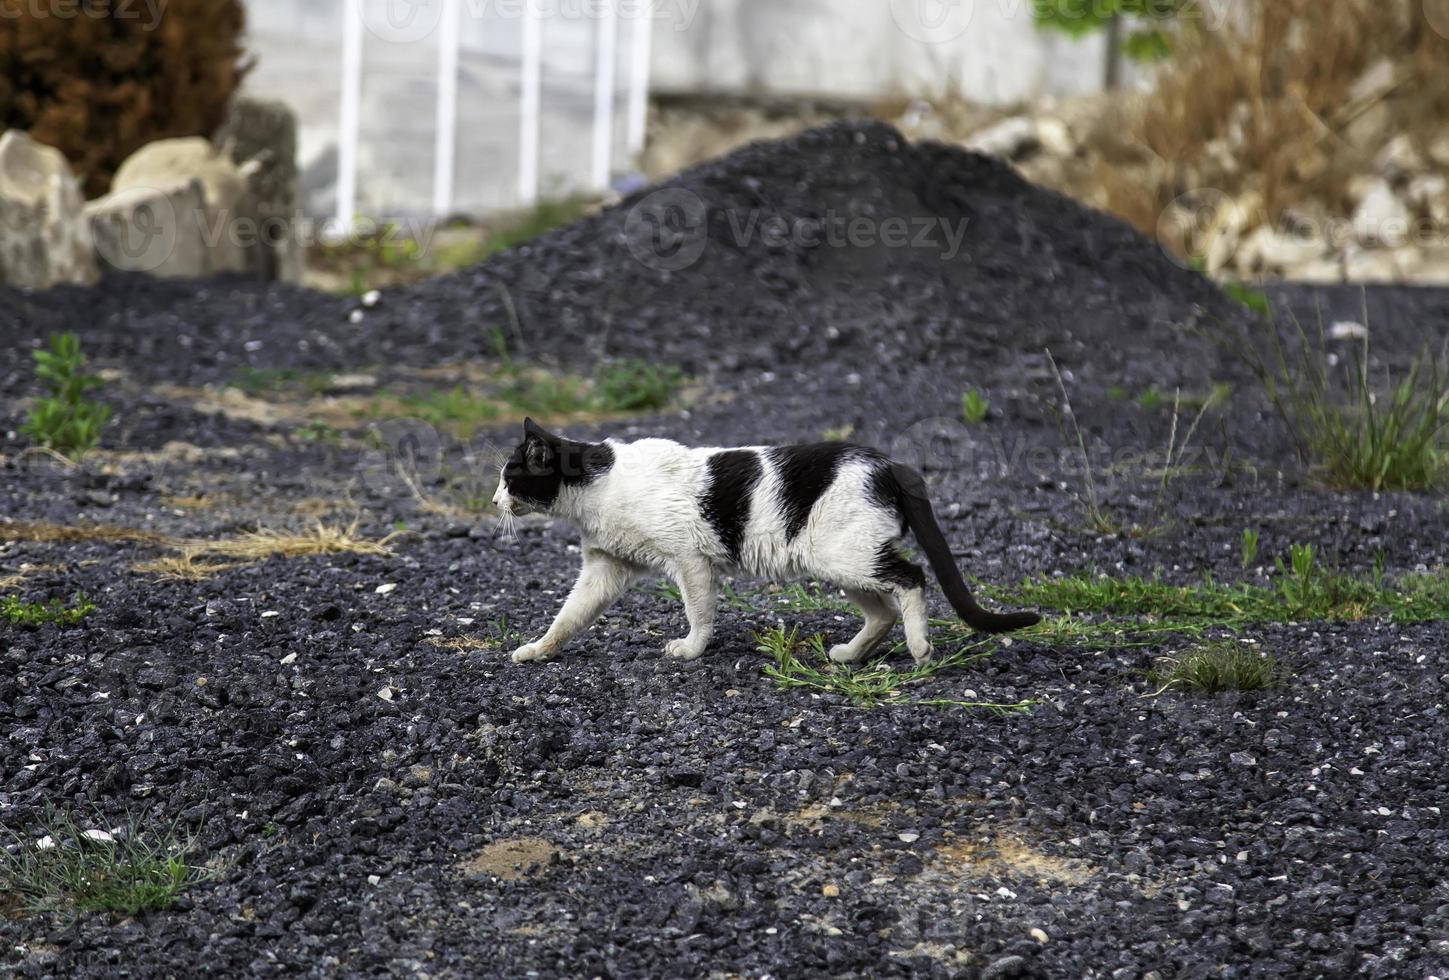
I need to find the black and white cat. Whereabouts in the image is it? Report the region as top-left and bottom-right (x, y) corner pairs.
(493, 419), (1040, 665)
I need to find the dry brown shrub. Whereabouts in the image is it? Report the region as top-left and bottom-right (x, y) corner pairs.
(1100, 0), (1449, 235)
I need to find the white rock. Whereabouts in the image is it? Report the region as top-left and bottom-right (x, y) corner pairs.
(280, 652), (298, 665)
(375, 582), (397, 595)
(0, 130), (99, 288)
(965, 116), (1039, 161)
(82, 829), (115, 843)
(1351, 180), (1413, 247)
(1376, 134), (1424, 181)
(897, 831), (920, 843)
(1329, 320), (1368, 341)
(377, 686), (394, 701)
(349, 309), (365, 324)
(367, 874), (381, 886)
(1030, 927), (1049, 943)
(112, 137), (261, 275)
(1035, 117), (1075, 157)
(361, 289), (382, 307)
(87, 178), (209, 278)
(36, 835), (55, 850)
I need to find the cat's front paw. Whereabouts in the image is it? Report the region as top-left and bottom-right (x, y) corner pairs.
(828, 643), (866, 665)
(908, 643), (934, 665)
(664, 638), (704, 661)
(511, 642), (551, 663)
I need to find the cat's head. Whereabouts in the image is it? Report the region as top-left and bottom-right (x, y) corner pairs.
(493, 418), (612, 515)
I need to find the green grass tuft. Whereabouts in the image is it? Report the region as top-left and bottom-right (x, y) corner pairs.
(1243, 311), (1447, 491)
(0, 810), (207, 916)
(755, 624), (1034, 713)
(2, 593), (95, 627)
(1003, 546), (1446, 625)
(1148, 641), (1282, 694)
(379, 359), (683, 437)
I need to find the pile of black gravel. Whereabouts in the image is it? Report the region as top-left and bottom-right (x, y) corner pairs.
(2, 122), (1448, 979)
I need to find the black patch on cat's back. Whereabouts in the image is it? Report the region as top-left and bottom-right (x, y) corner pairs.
(767, 442), (864, 541)
(701, 450), (763, 563)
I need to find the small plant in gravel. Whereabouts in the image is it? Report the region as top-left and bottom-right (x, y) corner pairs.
(1240, 528), (1260, 568)
(1, 593), (95, 627)
(1148, 641), (1282, 694)
(1243, 313), (1448, 491)
(961, 389), (990, 424)
(756, 625), (1034, 713)
(0, 810), (206, 916)
(1272, 544), (1378, 622)
(21, 332), (111, 459)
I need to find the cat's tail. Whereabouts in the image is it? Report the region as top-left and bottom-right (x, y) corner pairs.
(889, 462), (1041, 634)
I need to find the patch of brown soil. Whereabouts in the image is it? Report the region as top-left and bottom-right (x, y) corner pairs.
(459, 837), (558, 881)
(935, 835), (1095, 887)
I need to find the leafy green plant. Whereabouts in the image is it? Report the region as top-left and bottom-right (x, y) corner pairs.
(2, 593), (95, 627)
(1242, 312), (1448, 491)
(961, 389), (990, 424)
(0, 809), (207, 916)
(21, 333), (111, 458)
(756, 625), (1034, 713)
(1240, 528), (1260, 568)
(1033, 0), (1187, 63)
(1272, 544), (1378, 621)
(1148, 641), (1282, 694)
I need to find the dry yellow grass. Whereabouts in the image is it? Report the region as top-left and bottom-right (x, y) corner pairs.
(130, 555), (241, 581)
(1101, 0), (1449, 239)
(189, 521), (404, 560)
(426, 635), (498, 652)
(1, 520), (173, 546)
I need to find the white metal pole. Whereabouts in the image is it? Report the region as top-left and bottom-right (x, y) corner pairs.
(625, 0), (652, 156)
(433, 0), (462, 216)
(518, 0), (542, 204)
(591, 0), (618, 190)
(336, 0), (364, 233)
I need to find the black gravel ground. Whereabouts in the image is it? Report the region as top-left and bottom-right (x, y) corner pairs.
(3, 122), (1448, 978)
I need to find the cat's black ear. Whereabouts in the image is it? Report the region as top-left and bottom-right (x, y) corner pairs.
(523, 417), (549, 440)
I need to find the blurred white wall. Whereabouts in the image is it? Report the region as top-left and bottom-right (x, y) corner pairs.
(239, 0), (1109, 220)
(648, 0), (1109, 103)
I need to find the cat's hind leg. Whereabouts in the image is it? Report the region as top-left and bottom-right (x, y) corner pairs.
(512, 548), (637, 663)
(828, 589), (899, 665)
(663, 557), (719, 661)
(873, 548), (933, 663)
